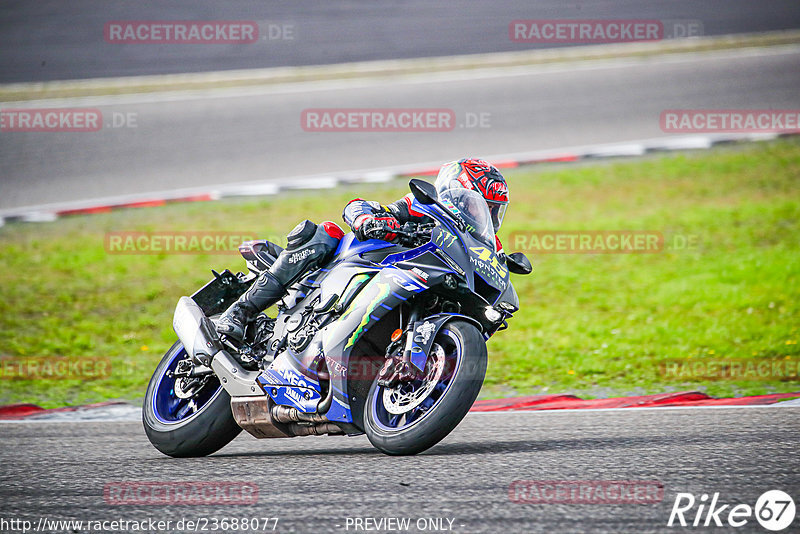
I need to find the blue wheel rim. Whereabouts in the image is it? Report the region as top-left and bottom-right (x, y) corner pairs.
(370, 328), (462, 432)
(152, 344), (223, 424)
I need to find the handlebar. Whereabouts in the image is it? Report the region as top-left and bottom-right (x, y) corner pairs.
(366, 221), (435, 247)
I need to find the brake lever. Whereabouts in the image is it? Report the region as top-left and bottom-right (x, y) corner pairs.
(368, 222), (431, 246)
(365, 222), (394, 240)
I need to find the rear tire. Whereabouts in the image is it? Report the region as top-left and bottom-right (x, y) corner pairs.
(143, 341), (241, 457)
(363, 320), (487, 455)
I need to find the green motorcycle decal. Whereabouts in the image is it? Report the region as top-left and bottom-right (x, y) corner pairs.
(345, 282), (392, 348)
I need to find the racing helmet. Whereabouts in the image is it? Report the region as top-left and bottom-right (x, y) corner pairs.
(433, 158), (509, 231)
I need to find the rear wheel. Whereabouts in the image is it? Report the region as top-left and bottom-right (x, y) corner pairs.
(143, 341), (241, 457)
(363, 320), (487, 455)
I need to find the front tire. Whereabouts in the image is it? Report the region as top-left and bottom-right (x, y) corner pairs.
(143, 341), (241, 457)
(364, 320), (487, 455)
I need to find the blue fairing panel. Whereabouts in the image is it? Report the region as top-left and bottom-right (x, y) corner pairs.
(321, 267), (424, 423)
(379, 242), (437, 266)
(256, 376), (322, 413)
(335, 233), (394, 260)
(324, 396), (352, 422)
(258, 357), (323, 413)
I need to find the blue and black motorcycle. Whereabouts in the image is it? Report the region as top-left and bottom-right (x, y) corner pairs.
(143, 179), (532, 456)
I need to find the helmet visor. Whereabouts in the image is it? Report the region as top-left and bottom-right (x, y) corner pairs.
(488, 201), (507, 232)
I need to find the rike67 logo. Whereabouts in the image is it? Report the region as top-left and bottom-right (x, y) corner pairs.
(668, 490), (795, 531)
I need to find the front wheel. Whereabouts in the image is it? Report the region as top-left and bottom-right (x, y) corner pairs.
(364, 320), (487, 455)
(143, 341), (241, 457)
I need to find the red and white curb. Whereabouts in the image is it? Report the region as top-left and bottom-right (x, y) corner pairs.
(1, 132), (795, 228)
(1, 391), (797, 422)
(470, 391), (800, 412)
(0, 402), (142, 422)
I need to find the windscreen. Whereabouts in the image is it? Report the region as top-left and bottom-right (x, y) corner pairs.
(436, 187), (496, 247)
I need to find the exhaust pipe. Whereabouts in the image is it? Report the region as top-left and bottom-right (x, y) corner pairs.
(271, 404), (330, 424)
(230, 397), (292, 439)
(286, 423), (344, 436)
(270, 404), (343, 435)
(230, 397), (344, 439)
(316, 381), (334, 414)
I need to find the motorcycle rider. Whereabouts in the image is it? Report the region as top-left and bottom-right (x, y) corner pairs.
(215, 158), (509, 343)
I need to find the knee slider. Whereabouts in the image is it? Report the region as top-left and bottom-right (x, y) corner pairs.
(286, 220), (317, 251)
(271, 221), (344, 286)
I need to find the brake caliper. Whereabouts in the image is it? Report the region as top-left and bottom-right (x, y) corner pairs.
(377, 319), (435, 387)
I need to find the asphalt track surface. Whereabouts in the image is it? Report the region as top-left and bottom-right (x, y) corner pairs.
(2, 46), (800, 213)
(0, 407), (797, 533)
(2, 0), (800, 83)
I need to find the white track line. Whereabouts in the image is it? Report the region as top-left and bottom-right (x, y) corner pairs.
(0, 132), (789, 224)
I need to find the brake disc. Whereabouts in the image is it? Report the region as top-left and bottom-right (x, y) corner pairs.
(174, 374), (210, 399)
(382, 343), (446, 415)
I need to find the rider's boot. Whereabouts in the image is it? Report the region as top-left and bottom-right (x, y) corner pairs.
(216, 220), (343, 343)
(216, 270), (285, 342)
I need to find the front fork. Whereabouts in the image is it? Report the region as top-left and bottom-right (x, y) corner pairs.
(378, 307), (420, 387)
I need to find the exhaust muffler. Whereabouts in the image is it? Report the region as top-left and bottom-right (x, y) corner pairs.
(230, 397), (344, 439)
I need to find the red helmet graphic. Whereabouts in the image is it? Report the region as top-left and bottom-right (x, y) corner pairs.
(434, 158), (509, 231)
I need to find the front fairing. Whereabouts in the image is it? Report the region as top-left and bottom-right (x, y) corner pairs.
(413, 200), (511, 304)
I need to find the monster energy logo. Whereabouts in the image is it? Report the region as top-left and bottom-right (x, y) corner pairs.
(345, 282), (392, 348)
(434, 229), (457, 249)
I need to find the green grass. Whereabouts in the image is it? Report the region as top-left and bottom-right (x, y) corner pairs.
(1, 139), (798, 408)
